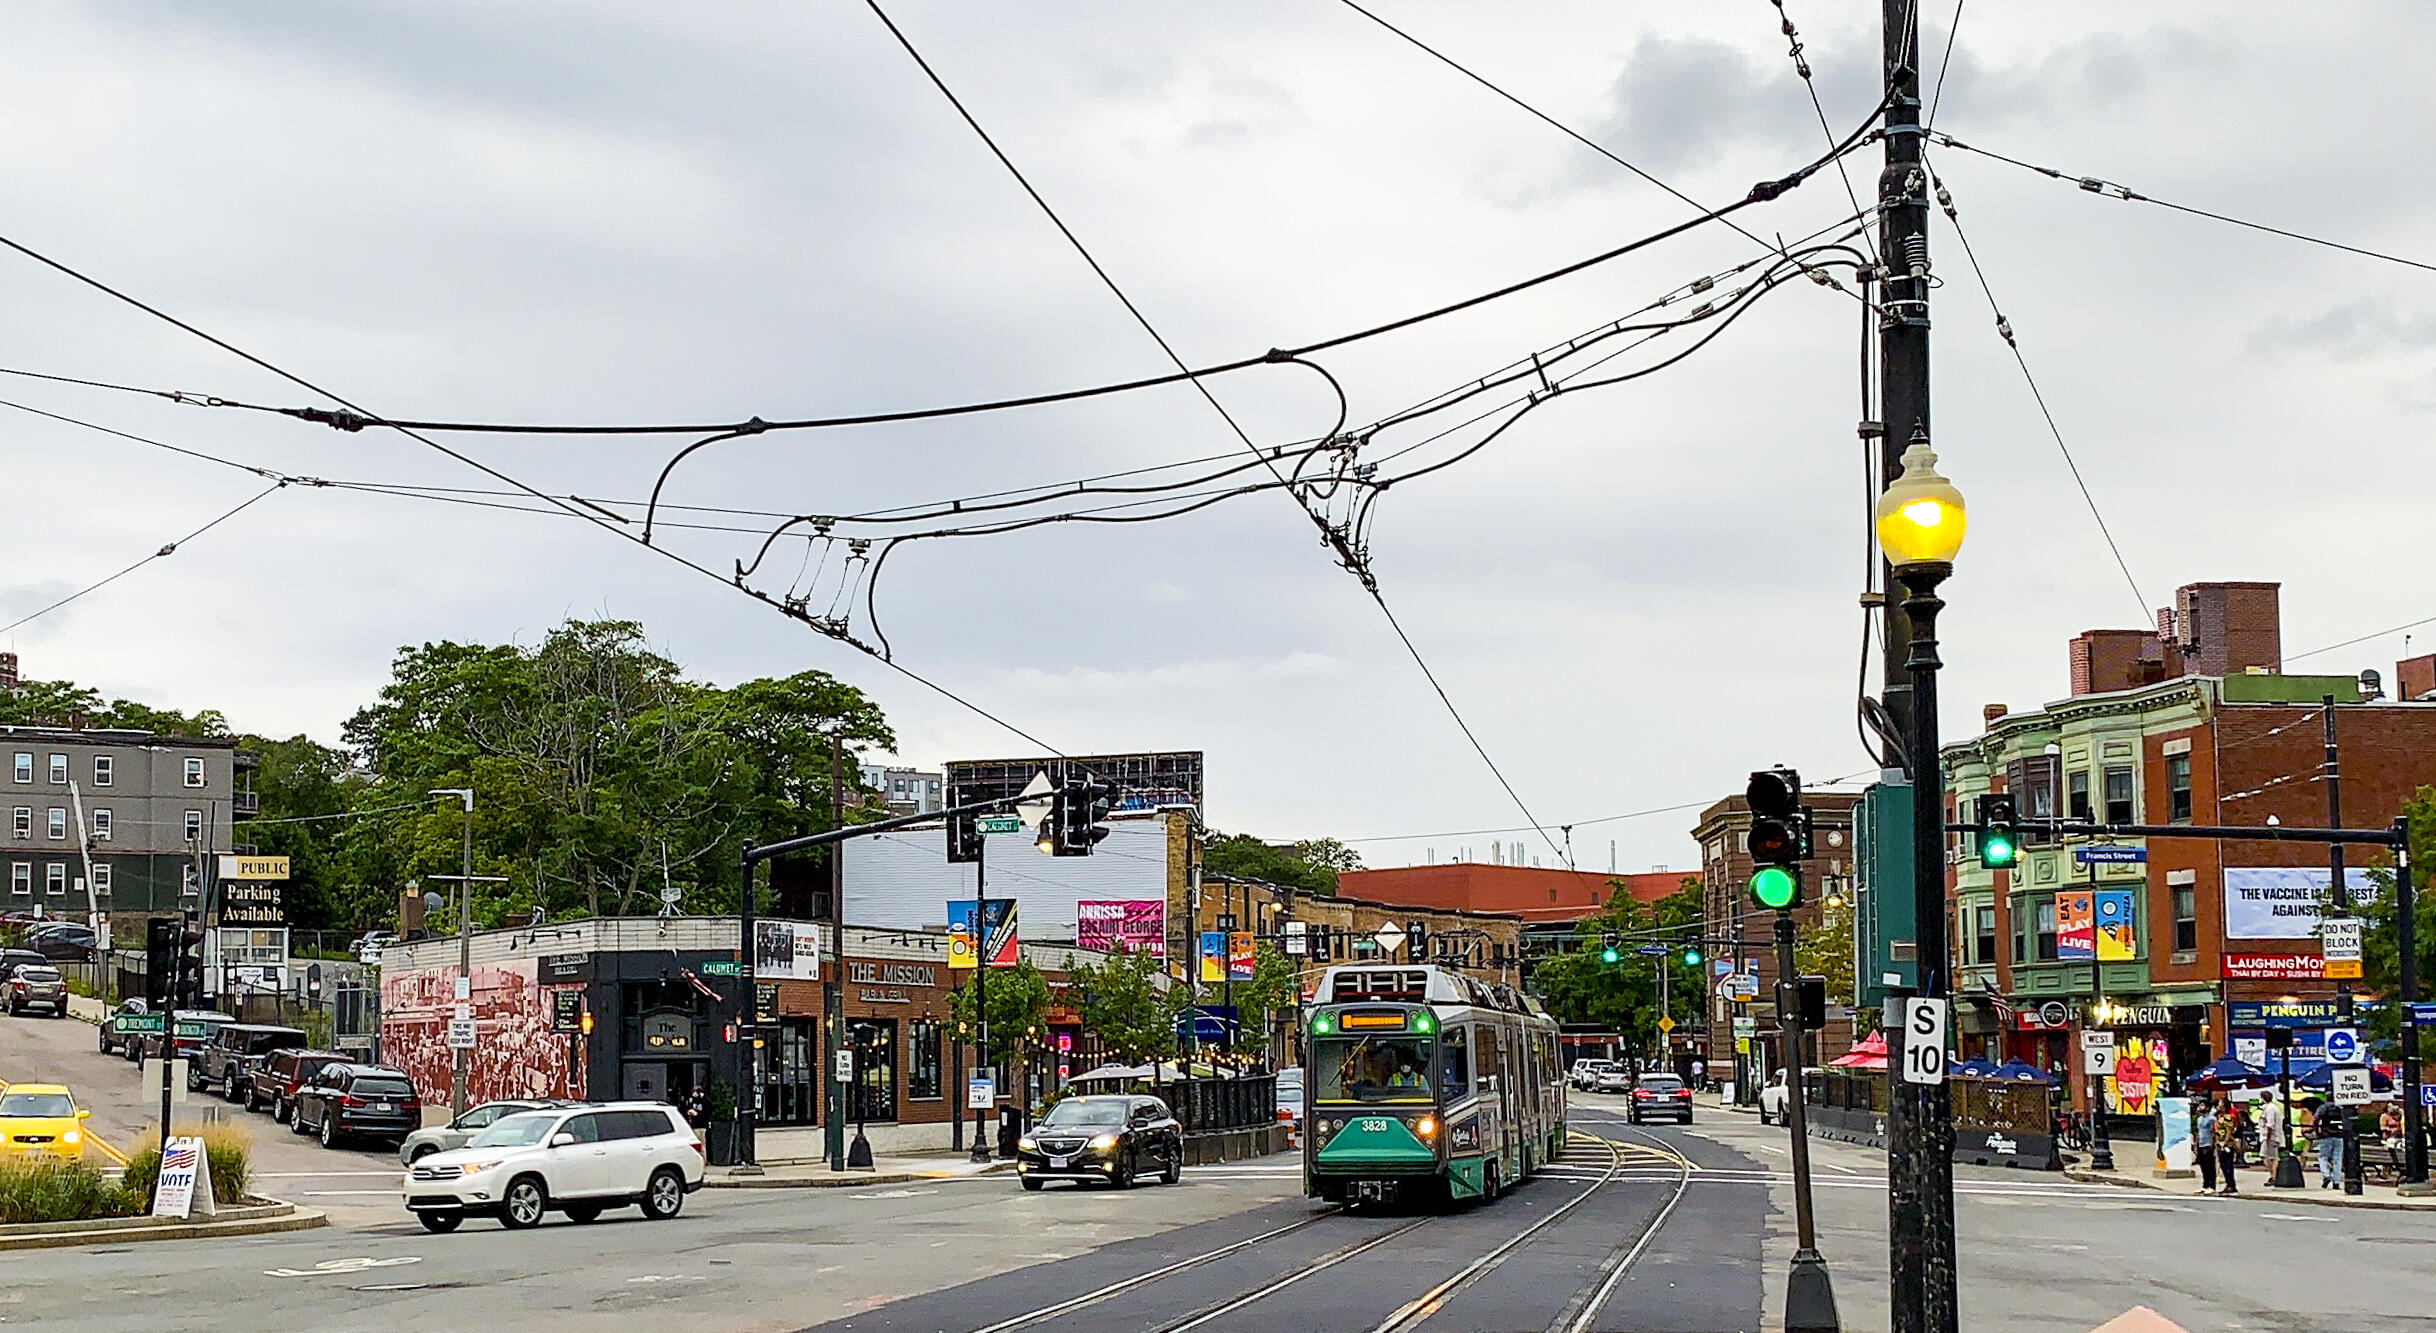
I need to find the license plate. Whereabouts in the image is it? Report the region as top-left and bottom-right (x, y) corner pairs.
(375, 1103), (393, 1112)
(1049, 1155), (1071, 1168)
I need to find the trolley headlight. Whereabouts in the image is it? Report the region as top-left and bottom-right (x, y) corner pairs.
(1416, 1117), (1436, 1137)
(1087, 1134), (1119, 1152)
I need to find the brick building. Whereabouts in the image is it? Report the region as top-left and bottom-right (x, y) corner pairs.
(1336, 863), (1686, 924)
(1693, 789), (1862, 1094)
(1943, 580), (2436, 1113)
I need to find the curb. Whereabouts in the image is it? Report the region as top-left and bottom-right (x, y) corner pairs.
(0, 1201), (326, 1251)
(703, 1162), (1015, 1190)
(2064, 1168), (2436, 1212)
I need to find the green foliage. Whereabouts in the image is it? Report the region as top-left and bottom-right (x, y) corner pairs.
(0, 677), (228, 737)
(1201, 834), (1361, 896)
(951, 959), (1052, 1062)
(2361, 786), (2436, 1045)
(119, 1121), (253, 1209)
(1231, 942), (1301, 1048)
(0, 1157), (140, 1223)
(1062, 947), (1179, 1065)
(704, 1078), (737, 1124)
(1795, 893), (1857, 1005)
(1528, 877), (1706, 1056)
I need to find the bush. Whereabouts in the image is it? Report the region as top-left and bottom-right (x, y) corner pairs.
(121, 1120), (254, 1209)
(0, 1157), (142, 1223)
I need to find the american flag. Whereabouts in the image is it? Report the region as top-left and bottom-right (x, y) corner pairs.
(162, 1144), (199, 1172)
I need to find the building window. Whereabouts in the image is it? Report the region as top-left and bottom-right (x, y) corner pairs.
(764, 1018), (820, 1126)
(45, 809), (65, 840)
(8, 864), (25, 896)
(183, 757), (206, 788)
(11, 807), (27, 839)
(2171, 884), (2196, 953)
(47, 754), (66, 785)
(90, 809), (111, 841)
(2103, 766), (2135, 824)
(907, 1020), (944, 1100)
(2035, 897), (2059, 961)
(2067, 771), (2091, 822)
(2166, 754), (2192, 823)
(91, 863), (110, 897)
(182, 863), (200, 899)
(44, 863), (65, 896)
(10, 754), (27, 784)
(846, 1019), (898, 1123)
(184, 810), (203, 843)
(1973, 906), (1997, 965)
(92, 755), (111, 787)
(2012, 906), (2027, 963)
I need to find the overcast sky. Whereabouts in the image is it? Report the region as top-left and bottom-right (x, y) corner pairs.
(4, 2), (2431, 875)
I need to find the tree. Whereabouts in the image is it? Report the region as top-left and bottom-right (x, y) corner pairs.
(2362, 786), (2436, 1046)
(1230, 942), (1302, 1057)
(1202, 833), (1361, 896)
(1528, 877), (1706, 1065)
(951, 959), (1052, 1064)
(1794, 893), (1857, 1006)
(1063, 948), (1178, 1065)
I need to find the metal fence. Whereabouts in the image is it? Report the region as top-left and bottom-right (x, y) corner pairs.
(1167, 1073), (1277, 1134)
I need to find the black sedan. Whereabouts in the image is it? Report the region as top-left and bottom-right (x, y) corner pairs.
(1627, 1074), (1694, 1124)
(1014, 1095), (1183, 1190)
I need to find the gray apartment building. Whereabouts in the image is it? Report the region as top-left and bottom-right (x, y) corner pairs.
(0, 725), (245, 919)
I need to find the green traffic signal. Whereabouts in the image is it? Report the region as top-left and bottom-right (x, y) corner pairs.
(1682, 947), (1702, 967)
(1751, 866), (1798, 910)
(1980, 831), (2019, 868)
(1599, 946), (1620, 964)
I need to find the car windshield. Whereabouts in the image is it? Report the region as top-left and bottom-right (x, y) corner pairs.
(465, 1113), (559, 1148)
(0, 1093), (74, 1117)
(351, 1077), (414, 1098)
(1639, 1076), (1684, 1091)
(1041, 1100), (1126, 1128)
(16, 968), (59, 982)
(1312, 1035), (1436, 1103)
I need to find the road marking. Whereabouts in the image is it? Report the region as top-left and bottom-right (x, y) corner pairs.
(258, 1171), (405, 1178)
(301, 1190), (406, 1197)
(264, 1257), (422, 1278)
(628, 1275), (705, 1284)
(2260, 1213), (2317, 1221)
(850, 1188), (938, 1199)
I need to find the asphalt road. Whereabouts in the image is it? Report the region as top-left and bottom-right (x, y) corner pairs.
(0, 1006), (408, 1225)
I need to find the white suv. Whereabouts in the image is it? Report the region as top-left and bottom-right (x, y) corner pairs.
(403, 1102), (704, 1232)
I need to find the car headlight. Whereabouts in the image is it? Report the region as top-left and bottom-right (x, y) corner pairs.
(61, 1129), (80, 1145)
(1017, 1136), (1036, 1152)
(1087, 1134), (1119, 1151)
(453, 1159), (508, 1176)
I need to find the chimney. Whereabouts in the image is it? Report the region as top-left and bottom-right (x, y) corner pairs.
(1983, 703), (2009, 729)
(2176, 581), (2282, 677)
(0, 652), (16, 691)
(2399, 654), (2436, 703)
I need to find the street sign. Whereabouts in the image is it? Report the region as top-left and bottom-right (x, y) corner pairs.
(1283, 922), (1307, 956)
(2324, 1027), (2363, 1065)
(1014, 771), (1056, 830)
(1635, 945), (1670, 958)
(1720, 973), (1759, 1002)
(698, 960), (742, 977)
(2423, 1084), (2436, 1109)
(1899, 998), (1949, 1085)
(966, 1075), (996, 1110)
(2320, 917), (2364, 980)
(1732, 1016), (1757, 1038)
(453, 975), (471, 1002)
(1373, 923), (1405, 954)
(977, 815), (1023, 835)
(445, 1018), (477, 1050)
(834, 1050), (855, 1082)
(116, 1012), (165, 1036)
(2409, 1002), (2436, 1027)
(2079, 1030), (2116, 1052)
(151, 1135), (213, 1219)
(1656, 1016), (1675, 1035)
(1713, 959), (1733, 976)
(2073, 846), (2146, 864)
(2331, 1067), (2372, 1106)
(2085, 1047), (2117, 1076)
(2037, 1001), (2070, 1028)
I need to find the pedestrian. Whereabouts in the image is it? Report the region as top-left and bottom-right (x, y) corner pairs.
(2313, 1098), (2345, 1189)
(1691, 1058), (1707, 1091)
(2379, 1102), (2403, 1145)
(2193, 1097), (2218, 1193)
(2213, 1101), (2242, 1195)
(2259, 1092), (2286, 1166)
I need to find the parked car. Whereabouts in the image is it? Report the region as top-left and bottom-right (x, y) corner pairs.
(400, 1099), (582, 1166)
(1628, 1073), (1694, 1125)
(351, 931), (398, 964)
(1572, 1059), (1620, 1090)
(4, 964), (68, 1017)
(133, 1010), (236, 1070)
(0, 1084), (91, 1161)
(249, 1047), (349, 1121)
(293, 1063), (423, 1149)
(198, 1023), (308, 1100)
(1013, 1094), (1183, 1191)
(1591, 1064), (1633, 1094)
(1, 948), (50, 977)
(1274, 1067), (1304, 1146)
(29, 926), (96, 961)
(403, 1102), (705, 1232)
(1757, 1067), (1828, 1126)
(98, 998), (150, 1055)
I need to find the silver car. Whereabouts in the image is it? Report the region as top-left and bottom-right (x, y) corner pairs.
(398, 1098), (580, 1165)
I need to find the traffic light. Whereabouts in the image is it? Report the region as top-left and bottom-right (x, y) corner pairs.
(177, 916), (206, 1009)
(145, 917), (179, 1007)
(1405, 922), (1427, 958)
(1599, 931), (1620, 965)
(1746, 767), (1805, 911)
(1681, 946), (1703, 968)
(1795, 975), (1827, 1031)
(945, 801), (982, 864)
(1045, 780), (1116, 856)
(1974, 793), (2021, 869)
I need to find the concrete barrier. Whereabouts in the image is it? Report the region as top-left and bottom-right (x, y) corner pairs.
(1182, 1123), (1290, 1166)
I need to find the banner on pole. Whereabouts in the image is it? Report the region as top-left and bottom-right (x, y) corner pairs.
(1199, 931), (1225, 983)
(1076, 900), (1165, 958)
(1228, 931), (1255, 981)
(2094, 890), (2137, 961)
(947, 899), (1019, 969)
(2056, 891), (2095, 961)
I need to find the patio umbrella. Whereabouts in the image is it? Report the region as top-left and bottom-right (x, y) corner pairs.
(1952, 1057), (2000, 1078)
(1991, 1059), (2058, 1085)
(2185, 1056), (2275, 1092)
(2293, 1063), (2393, 1092)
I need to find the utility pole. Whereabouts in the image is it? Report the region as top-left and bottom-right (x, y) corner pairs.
(1877, 2), (1950, 1329)
(424, 788), (477, 1119)
(970, 838), (993, 1162)
(2396, 815), (2429, 1194)
(826, 734), (848, 1173)
(735, 836), (763, 1175)
(2325, 699), (2364, 1195)
(67, 780), (105, 1004)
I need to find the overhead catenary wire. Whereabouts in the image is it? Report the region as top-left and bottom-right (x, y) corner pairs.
(1924, 0), (1965, 130)
(0, 481), (285, 636)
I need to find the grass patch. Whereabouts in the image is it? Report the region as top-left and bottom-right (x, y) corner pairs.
(120, 1120), (255, 1210)
(0, 1157), (142, 1223)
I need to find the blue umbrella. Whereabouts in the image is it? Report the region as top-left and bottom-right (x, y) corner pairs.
(1992, 1058), (2057, 1085)
(2293, 1063), (2393, 1092)
(2186, 1056), (2274, 1091)
(1952, 1058), (1999, 1077)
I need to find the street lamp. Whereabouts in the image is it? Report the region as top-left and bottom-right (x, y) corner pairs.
(1873, 430), (1965, 1333)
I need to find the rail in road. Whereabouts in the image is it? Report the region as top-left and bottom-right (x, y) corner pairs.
(941, 1123), (1695, 1333)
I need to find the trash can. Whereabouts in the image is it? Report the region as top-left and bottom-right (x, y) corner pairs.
(997, 1105), (1029, 1158)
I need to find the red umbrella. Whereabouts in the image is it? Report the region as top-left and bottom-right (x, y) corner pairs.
(1830, 1030), (1889, 1068)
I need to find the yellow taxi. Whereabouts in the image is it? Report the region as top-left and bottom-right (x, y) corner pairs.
(0, 1083), (92, 1160)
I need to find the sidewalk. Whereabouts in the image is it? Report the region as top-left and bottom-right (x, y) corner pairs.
(2063, 1150), (2436, 1212)
(704, 1154), (1016, 1190)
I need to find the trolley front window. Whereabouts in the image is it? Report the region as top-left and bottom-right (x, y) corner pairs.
(1313, 1034), (1436, 1103)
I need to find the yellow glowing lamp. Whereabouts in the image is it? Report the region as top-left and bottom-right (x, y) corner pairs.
(1873, 436), (1967, 568)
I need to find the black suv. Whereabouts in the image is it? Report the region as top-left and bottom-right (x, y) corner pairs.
(293, 1063), (423, 1149)
(251, 1047), (350, 1122)
(1014, 1095), (1183, 1190)
(199, 1024), (308, 1101)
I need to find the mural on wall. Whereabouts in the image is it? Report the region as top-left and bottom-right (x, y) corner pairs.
(380, 957), (586, 1105)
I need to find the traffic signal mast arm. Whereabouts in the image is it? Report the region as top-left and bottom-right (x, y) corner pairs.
(1944, 816), (2402, 848)
(745, 786), (1107, 864)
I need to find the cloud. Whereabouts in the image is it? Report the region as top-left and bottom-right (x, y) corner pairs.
(2251, 298), (2436, 361)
